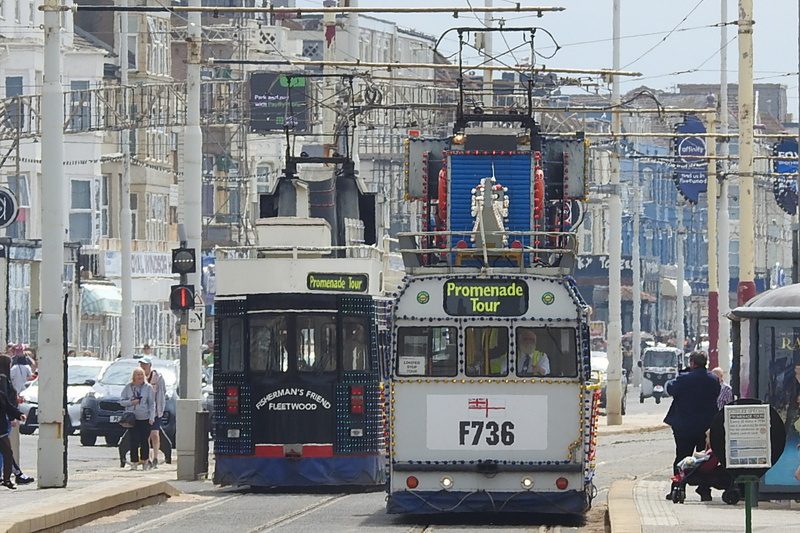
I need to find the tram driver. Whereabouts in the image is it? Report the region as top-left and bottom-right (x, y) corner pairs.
(517, 328), (551, 377)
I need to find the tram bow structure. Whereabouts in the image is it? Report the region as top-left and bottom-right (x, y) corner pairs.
(386, 102), (600, 514)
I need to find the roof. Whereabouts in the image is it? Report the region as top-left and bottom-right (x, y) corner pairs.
(81, 283), (122, 317)
(74, 26), (115, 56)
(731, 283), (800, 318)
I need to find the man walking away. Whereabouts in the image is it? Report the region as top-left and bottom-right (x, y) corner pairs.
(711, 367), (734, 410)
(664, 351), (720, 501)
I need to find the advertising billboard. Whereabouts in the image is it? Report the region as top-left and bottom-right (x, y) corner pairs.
(757, 320), (800, 494)
(249, 72), (310, 133)
(771, 138), (798, 216)
(672, 115), (707, 204)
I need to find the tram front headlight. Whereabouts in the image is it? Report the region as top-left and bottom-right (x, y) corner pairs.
(521, 477), (534, 490)
(440, 476), (454, 490)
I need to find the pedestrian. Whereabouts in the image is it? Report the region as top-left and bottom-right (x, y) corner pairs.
(0, 378), (25, 489)
(664, 351), (721, 501)
(9, 356), (33, 395)
(0, 354), (33, 486)
(141, 343), (152, 357)
(120, 367), (155, 471)
(711, 367), (734, 410)
(10, 345), (36, 373)
(139, 357), (166, 468)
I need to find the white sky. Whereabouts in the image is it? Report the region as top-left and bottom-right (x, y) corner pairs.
(296, 1), (800, 107)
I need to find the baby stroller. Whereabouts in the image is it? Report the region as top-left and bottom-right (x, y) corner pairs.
(669, 449), (741, 505)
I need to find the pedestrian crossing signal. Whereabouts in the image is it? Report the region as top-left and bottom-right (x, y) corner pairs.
(170, 284), (195, 311)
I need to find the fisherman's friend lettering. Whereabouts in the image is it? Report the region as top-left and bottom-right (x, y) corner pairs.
(255, 388), (332, 411)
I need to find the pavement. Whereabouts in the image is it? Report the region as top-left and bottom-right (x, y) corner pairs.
(608, 478), (800, 533)
(0, 459), (188, 533)
(602, 402), (800, 533)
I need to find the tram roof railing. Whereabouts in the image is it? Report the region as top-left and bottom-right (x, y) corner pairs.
(396, 230), (577, 275)
(214, 244), (384, 261)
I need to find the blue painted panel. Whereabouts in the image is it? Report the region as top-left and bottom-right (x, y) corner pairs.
(448, 153), (532, 248)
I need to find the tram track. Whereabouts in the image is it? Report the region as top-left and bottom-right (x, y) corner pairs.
(246, 494), (351, 533)
(113, 494), (242, 533)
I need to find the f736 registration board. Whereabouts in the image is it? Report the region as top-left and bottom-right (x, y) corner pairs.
(425, 394), (548, 451)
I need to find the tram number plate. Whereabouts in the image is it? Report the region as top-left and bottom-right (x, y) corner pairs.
(458, 420), (515, 446)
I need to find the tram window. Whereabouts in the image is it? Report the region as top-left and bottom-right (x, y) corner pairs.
(396, 327), (457, 377)
(249, 316), (288, 374)
(465, 327), (509, 377)
(343, 317), (370, 371)
(297, 315), (337, 372)
(516, 327), (577, 378)
(220, 317), (244, 373)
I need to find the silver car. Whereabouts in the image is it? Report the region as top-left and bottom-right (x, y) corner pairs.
(18, 357), (107, 435)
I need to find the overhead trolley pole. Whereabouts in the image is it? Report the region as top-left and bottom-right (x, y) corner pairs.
(606, 0), (623, 426)
(38, 0), (67, 488)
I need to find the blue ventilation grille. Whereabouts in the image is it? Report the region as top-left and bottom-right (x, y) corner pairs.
(448, 153), (532, 249)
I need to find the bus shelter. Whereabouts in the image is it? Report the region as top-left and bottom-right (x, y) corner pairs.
(730, 283), (800, 499)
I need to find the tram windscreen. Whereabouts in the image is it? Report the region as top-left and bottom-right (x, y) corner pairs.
(343, 317), (369, 371)
(515, 327), (577, 377)
(396, 327), (457, 376)
(250, 316), (289, 373)
(465, 327), (509, 377)
(220, 317), (245, 373)
(297, 315), (337, 372)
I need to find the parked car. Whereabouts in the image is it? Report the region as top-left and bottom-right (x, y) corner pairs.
(590, 350), (628, 416)
(18, 357), (107, 435)
(79, 357), (179, 447)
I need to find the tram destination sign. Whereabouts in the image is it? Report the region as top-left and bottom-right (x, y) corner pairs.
(307, 273), (368, 293)
(443, 278), (528, 316)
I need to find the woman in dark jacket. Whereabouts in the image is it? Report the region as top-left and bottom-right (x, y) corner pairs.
(0, 354), (33, 486)
(0, 354), (25, 489)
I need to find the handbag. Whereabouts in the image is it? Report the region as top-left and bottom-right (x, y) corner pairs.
(120, 411), (136, 428)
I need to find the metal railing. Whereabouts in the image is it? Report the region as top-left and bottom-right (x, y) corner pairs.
(396, 230), (578, 272)
(0, 79), (453, 142)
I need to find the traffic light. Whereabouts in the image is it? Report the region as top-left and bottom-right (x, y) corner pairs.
(170, 284), (195, 310)
(171, 247), (196, 274)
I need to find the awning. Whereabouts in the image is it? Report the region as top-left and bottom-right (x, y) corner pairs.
(621, 286), (657, 303)
(81, 283), (122, 317)
(661, 278), (692, 298)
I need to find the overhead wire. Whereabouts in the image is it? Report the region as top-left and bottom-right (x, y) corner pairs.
(621, 34), (736, 85)
(622, 0), (707, 70)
